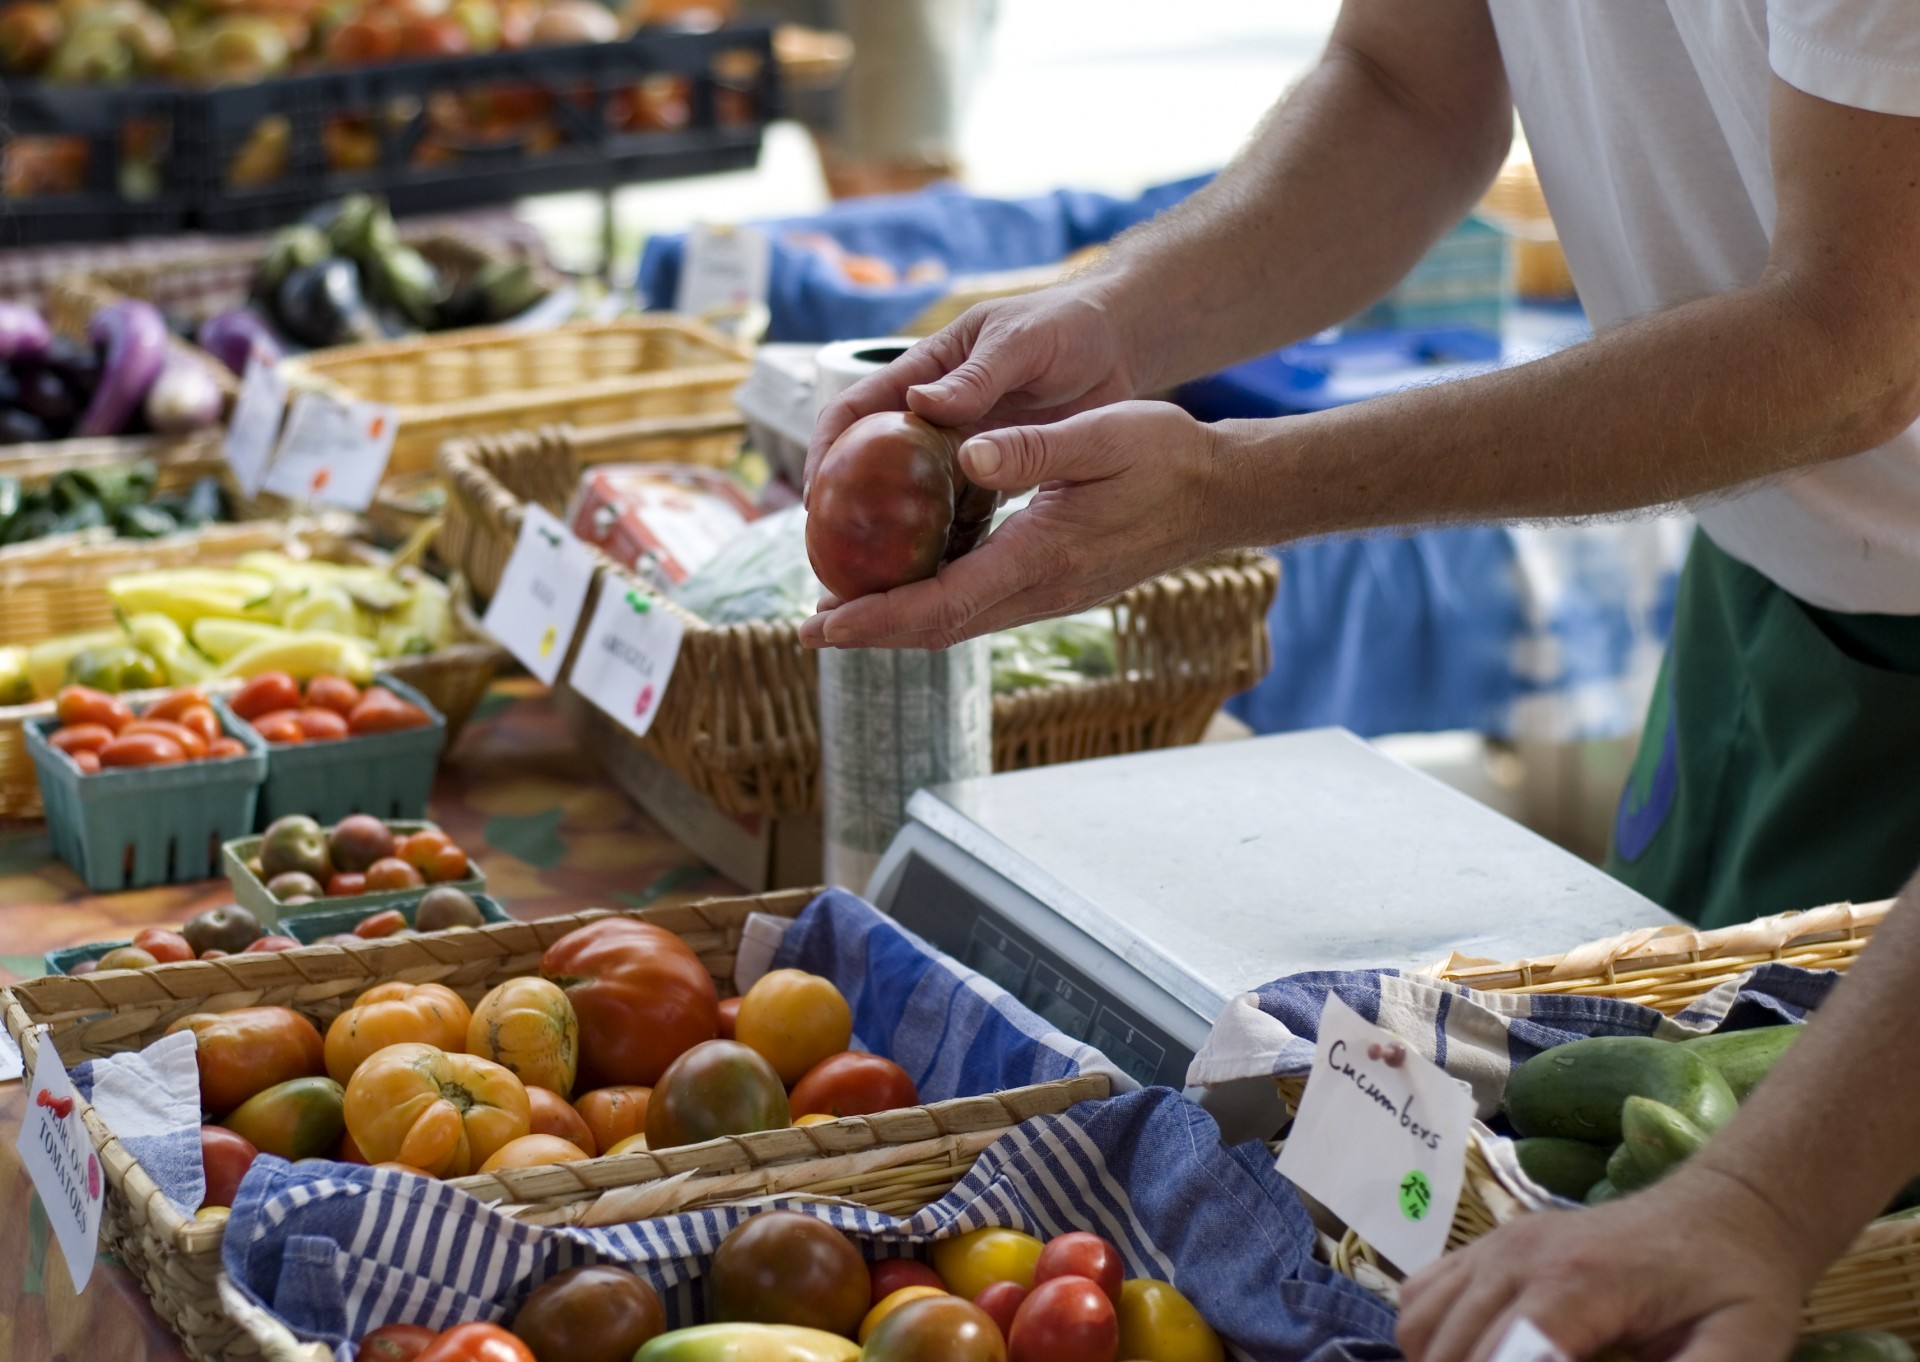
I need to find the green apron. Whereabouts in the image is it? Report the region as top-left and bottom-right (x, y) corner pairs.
(1607, 531), (1920, 928)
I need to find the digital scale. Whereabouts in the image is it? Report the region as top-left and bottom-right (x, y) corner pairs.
(869, 728), (1676, 1124)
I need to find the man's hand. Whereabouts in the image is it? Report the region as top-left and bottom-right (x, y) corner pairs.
(798, 401), (1224, 650)
(1396, 1167), (1813, 1362)
(803, 284), (1140, 491)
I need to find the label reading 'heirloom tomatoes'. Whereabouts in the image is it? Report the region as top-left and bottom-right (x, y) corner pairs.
(16, 1039), (104, 1290)
(1275, 995), (1475, 1274)
(483, 504), (597, 685)
(569, 585), (685, 740)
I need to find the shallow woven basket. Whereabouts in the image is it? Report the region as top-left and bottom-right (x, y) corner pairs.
(1, 889), (1107, 1362)
(281, 316), (750, 481)
(1290, 900), (1916, 1341)
(439, 422), (1279, 818)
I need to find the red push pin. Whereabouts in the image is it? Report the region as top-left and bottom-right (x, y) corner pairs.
(1367, 1041), (1407, 1068)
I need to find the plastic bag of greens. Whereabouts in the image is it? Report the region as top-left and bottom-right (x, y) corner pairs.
(669, 505), (821, 625)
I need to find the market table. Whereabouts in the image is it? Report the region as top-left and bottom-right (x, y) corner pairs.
(0, 678), (740, 1362)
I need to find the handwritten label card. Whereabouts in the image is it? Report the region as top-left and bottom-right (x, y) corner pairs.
(222, 356), (288, 498)
(569, 583), (685, 739)
(261, 391), (397, 511)
(1487, 1318), (1573, 1362)
(676, 223), (772, 317)
(1275, 995), (1475, 1273)
(16, 1039), (103, 1290)
(482, 504), (596, 685)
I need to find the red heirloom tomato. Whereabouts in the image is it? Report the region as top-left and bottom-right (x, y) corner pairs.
(167, 1006), (326, 1114)
(644, 1040), (789, 1150)
(416, 1323), (537, 1362)
(871, 1257), (946, 1307)
(788, 1052), (919, 1120)
(1008, 1277), (1118, 1362)
(510, 1264), (667, 1362)
(359, 1323), (439, 1362)
(1033, 1232), (1124, 1306)
(198, 1124), (258, 1209)
(710, 1210), (869, 1337)
(132, 927), (194, 963)
(716, 995), (741, 1039)
(804, 410), (998, 601)
(540, 919), (718, 1087)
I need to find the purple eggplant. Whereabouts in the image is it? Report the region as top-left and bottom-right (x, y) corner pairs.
(0, 303), (51, 365)
(143, 355), (223, 434)
(76, 301), (168, 438)
(196, 307), (283, 377)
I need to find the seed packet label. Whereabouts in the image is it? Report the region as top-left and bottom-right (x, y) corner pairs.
(262, 391), (397, 511)
(677, 223), (772, 316)
(483, 504), (596, 685)
(1487, 1318), (1572, 1362)
(569, 583), (685, 739)
(222, 356), (288, 498)
(16, 1040), (103, 1291)
(1275, 994), (1475, 1273)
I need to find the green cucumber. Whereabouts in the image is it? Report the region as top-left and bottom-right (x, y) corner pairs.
(1680, 1024), (1801, 1100)
(1584, 1177), (1620, 1206)
(1505, 1036), (1737, 1143)
(1514, 1137), (1613, 1201)
(1790, 1331), (1917, 1362)
(1606, 1097), (1710, 1192)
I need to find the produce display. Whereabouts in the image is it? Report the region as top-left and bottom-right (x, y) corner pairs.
(245, 814), (474, 903)
(229, 670), (432, 744)
(0, 461), (229, 548)
(41, 683), (248, 775)
(0, 300), (224, 445)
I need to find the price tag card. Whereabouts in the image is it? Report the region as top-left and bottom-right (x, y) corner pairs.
(569, 583), (685, 738)
(222, 356), (288, 498)
(1275, 995), (1475, 1273)
(1487, 1319), (1572, 1362)
(482, 503), (596, 685)
(676, 223), (772, 317)
(261, 391), (397, 511)
(16, 1039), (104, 1290)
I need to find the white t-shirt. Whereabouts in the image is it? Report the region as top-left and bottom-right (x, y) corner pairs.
(1486, 0), (1920, 614)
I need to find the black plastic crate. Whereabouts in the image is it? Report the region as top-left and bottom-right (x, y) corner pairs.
(0, 81), (192, 246)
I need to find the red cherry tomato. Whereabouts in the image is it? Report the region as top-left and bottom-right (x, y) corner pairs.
(414, 1322), (537, 1362)
(305, 675), (363, 717)
(132, 928), (194, 964)
(244, 936), (301, 953)
(231, 672), (301, 722)
(122, 718), (208, 760)
(1007, 1277), (1118, 1362)
(207, 737), (250, 760)
(56, 685), (132, 732)
(251, 709), (308, 745)
(100, 732), (186, 767)
(145, 688), (210, 724)
(974, 1280), (1029, 1340)
(870, 1257), (946, 1307)
(348, 688), (433, 735)
(354, 909), (407, 939)
(175, 703), (222, 748)
(295, 707), (350, 741)
(359, 1322), (439, 1362)
(199, 1124), (259, 1210)
(1032, 1232), (1123, 1306)
(49, 723), (115, 756)
(327, 872), (369, 897)
(72, 749), (102, 774)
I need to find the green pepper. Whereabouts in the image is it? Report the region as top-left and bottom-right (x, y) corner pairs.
(65, 645), (167, 693)
(52, 461), (156, 515)
(1, 505), (58, 546)
(50, 499), (109, 535)
(182, 476), (225, 527)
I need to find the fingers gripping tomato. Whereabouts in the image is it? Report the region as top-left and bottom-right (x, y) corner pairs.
(166, 1006), (326, 1115)
(540, 919), (718, 1087)
(343, 1042), (530, 1177)
(325, 982), (473, 1085)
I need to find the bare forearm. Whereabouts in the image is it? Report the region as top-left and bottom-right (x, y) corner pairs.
(1203, 278), (1920, 551)
(1078, 29), (1512, 394)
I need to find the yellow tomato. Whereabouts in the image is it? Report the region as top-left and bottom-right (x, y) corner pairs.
(930, 1227), (1044, 1300)
(468, 976), (580, 1098)
(859, 1286), (948, 1343)
(342, 1042), (530, 1177)
(607, 1132), (650, 1155)
(733, 969), (852, 1086)
(794, 1113), (837, 1127)
(324, 982), (471, 1085)
(1116, 1278), (1224, 1362)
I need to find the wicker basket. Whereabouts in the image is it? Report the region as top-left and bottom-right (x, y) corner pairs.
(439, 422), (1280, 818)
(1295, 901), (1918, 1342)
(280, 316), (751, 481)
(0, 889), (1108, 1362)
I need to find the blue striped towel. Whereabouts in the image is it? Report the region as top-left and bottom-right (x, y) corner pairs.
(70, 1029), (204, 1216)
(221, 1088), (1399, 1361)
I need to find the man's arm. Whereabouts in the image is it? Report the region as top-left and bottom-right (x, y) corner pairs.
(1398, 874), (1920, 1362)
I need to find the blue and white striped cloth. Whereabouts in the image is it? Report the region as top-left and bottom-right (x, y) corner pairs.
(71, 1029), (204, 1216)
(1189, 962), (1833, 1118)
(222, 1088), (1399, 1361)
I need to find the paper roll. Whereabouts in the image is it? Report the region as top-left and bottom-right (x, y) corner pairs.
(811, 337), (921, 418)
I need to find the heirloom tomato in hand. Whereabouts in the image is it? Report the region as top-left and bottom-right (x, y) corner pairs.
(343, 1042), (530, 1177)
(863, 1296), (1008, 1362)
(467, 977), (579, 1097)
(510, 1263), (667, 1362)
(804, 411), (998, 601)
(788, 1052), (918, 1121)
(540, 919), (718, 1087)
(167, 1005), (325, 1114)
(644, 1040), (789, 1150)
(710, 1210), (869, 1337)
(324, 981), (473, 1085)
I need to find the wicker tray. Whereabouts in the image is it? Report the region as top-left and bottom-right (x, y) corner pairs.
(1, 889), (1108, 1362)
(282, 316), (750, 482)
(439, 422), (1279, 819)
(1297, 901), (1915, 1342)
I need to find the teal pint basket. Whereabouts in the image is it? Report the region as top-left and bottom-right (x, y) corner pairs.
(26, 707), (269, 892)
(219, 675), (448, 831)
(222, 818), (487, 926)
(1355, 214), (1513, 335)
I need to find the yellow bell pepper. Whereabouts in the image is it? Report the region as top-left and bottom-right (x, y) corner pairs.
(107, 569), (277, 628)
(216, 632), (375, 684)
(191, 618), (289, 664)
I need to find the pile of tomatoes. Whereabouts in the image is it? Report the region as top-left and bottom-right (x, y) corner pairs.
(249, 813), (474, 904)
(348, 1211), (1225, 1362)
(43, 684), (249, 773)
(188, 918), (926, 1209)
(230, 671), (432, 746)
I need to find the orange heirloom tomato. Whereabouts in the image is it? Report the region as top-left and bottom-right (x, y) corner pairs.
(71, 749), (101, 773)
(477, 1133), (590, 1172)
(573, 1086), (650, 1154)
(167, 1006), (326, 1115)
(296, 707), (350, 741)
(343, 1042), (530, 1177)
(426, 845), (471, 883)
(100, 732), (186, 767)
(396, 829), (453, 871)
(206, 737), (249, 760)
(325, 982), (473, 1085)
(526, 1085), (597, 1155)
(132, 927), (193, 963)
(734, 970), (853, 1086)
(467, 977), (579, 1097)
(252, 712), (307, 745)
